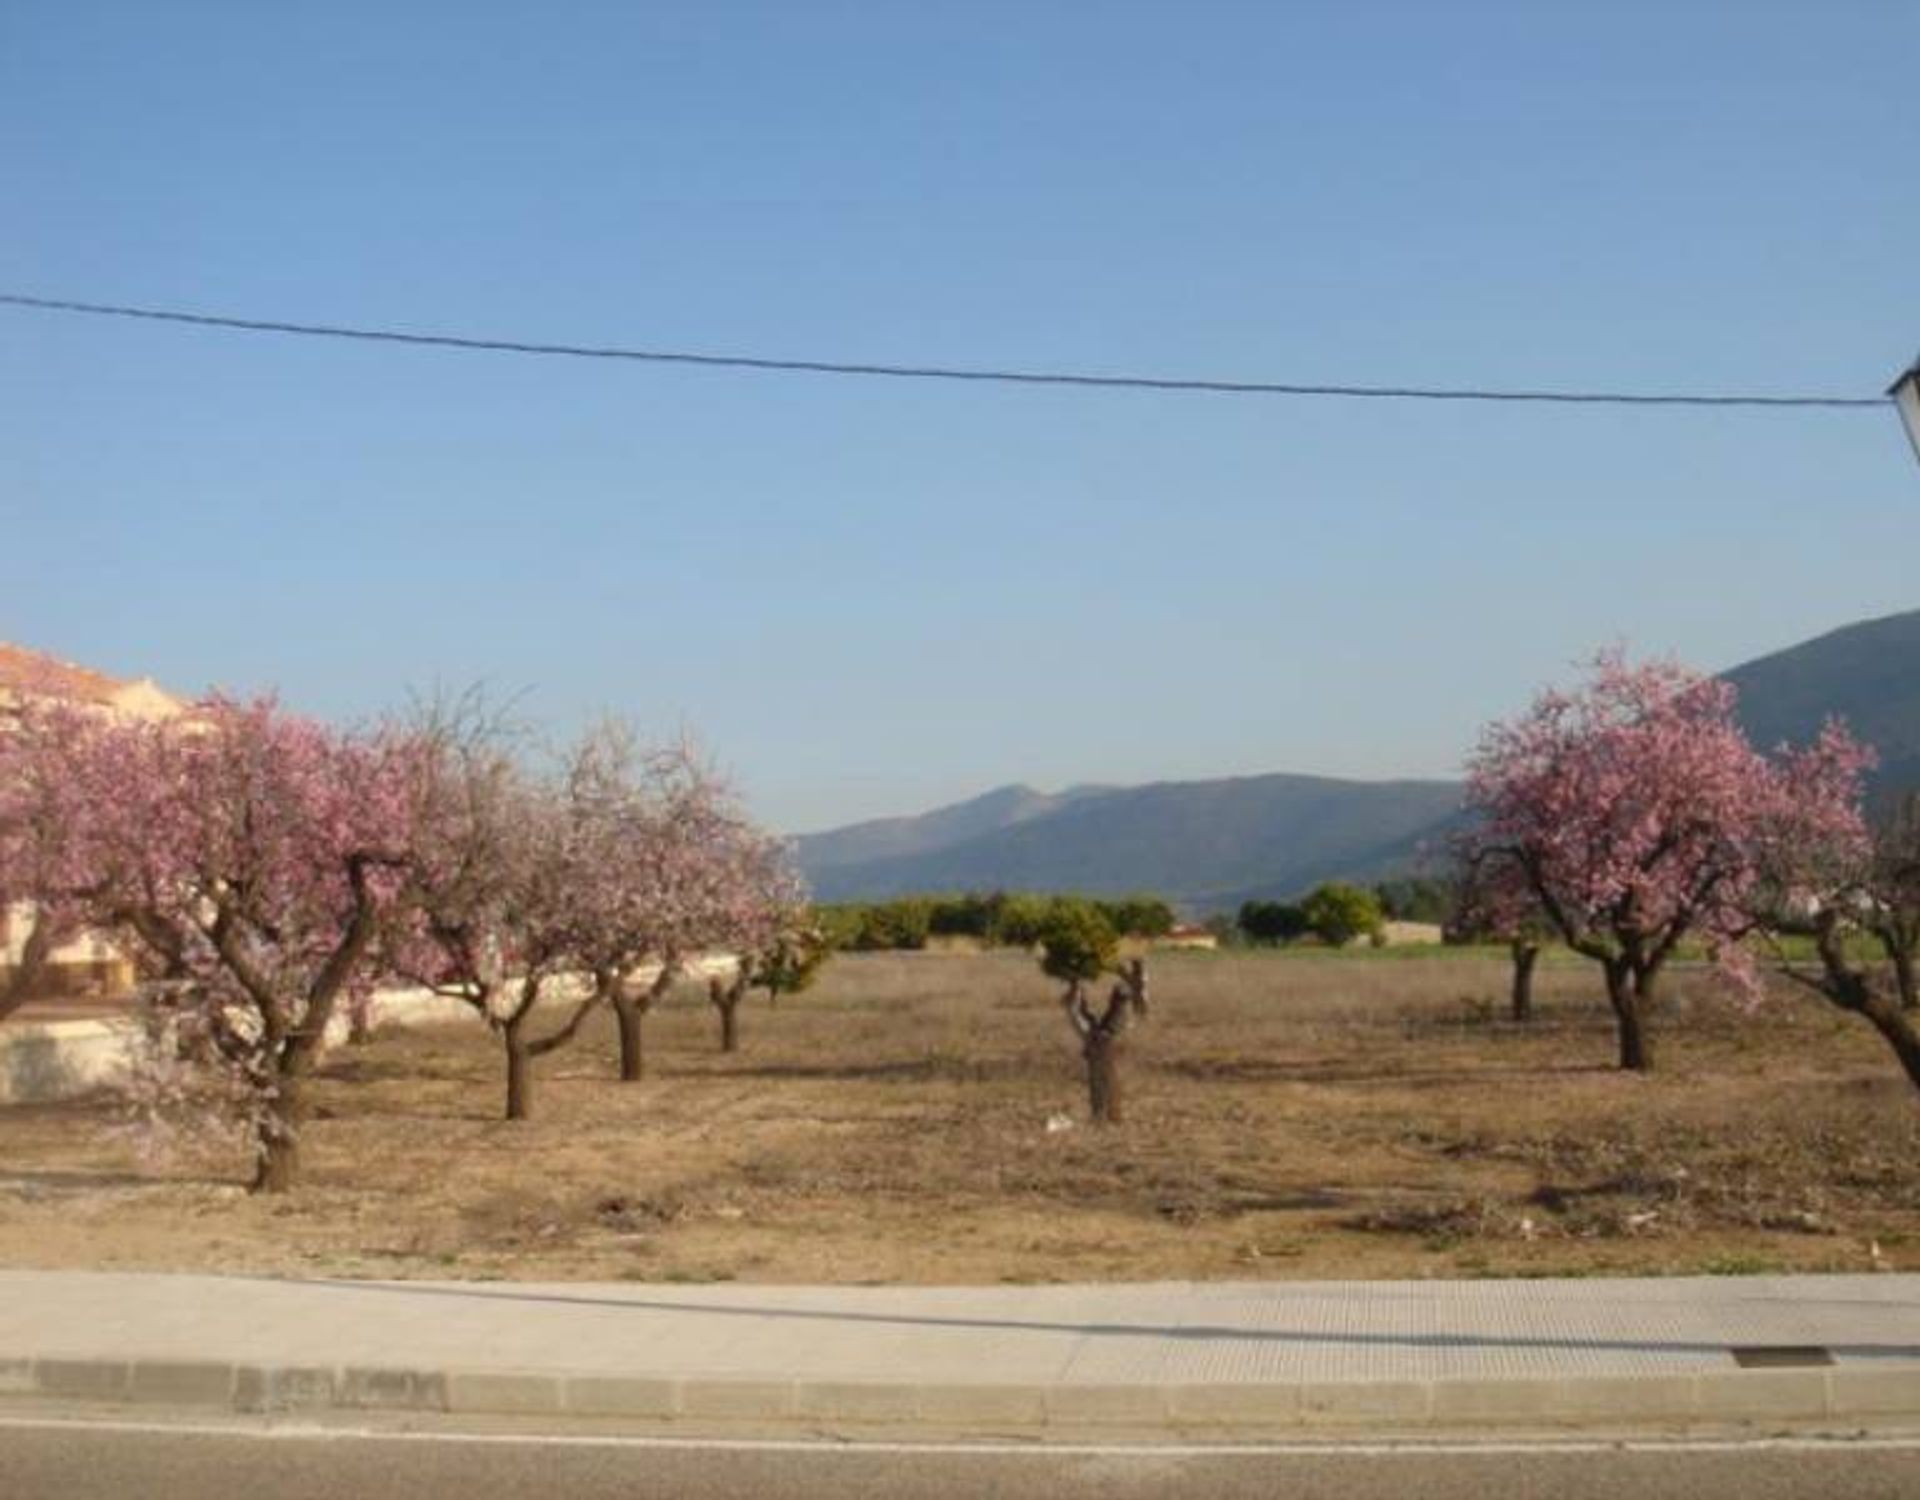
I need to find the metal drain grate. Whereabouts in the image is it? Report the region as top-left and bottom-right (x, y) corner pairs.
(1729, 1346), (1834, 1368)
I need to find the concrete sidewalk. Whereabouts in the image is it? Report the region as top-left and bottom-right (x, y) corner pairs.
(2, 1271), (1919, 1435)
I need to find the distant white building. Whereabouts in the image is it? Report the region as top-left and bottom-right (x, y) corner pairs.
(0, 642), (185, 724)
(1, 644), (188, 993)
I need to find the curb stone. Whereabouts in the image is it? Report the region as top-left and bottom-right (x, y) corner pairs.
(4, 1355), (1918, 1433)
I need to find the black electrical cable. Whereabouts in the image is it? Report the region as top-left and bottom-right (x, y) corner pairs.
(0, 292), (1889, 410)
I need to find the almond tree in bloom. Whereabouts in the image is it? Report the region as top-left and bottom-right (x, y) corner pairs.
(1462, 651), (1777, 1072)
(565, 725), (802, 1082)
(45, 698), (418, 1191)
(1448, 850), (1549, 1022)
(394, 715), (799, 1112)
(391, 711), (617, 1121)
(1748, 726), (1920, 1090)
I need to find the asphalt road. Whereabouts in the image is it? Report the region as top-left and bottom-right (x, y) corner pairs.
(3, 1415), (1919, 1500)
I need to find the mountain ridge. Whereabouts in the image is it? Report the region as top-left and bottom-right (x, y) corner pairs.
(795, 607), (1920, 910)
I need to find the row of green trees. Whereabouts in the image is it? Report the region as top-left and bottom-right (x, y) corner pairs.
(819, 878), (1456, 955)
(817, 892), (1176, 952)
(1234, 877), (1451, 948)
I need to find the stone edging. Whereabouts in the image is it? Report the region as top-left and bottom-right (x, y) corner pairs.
(6, 1354), (1919, 1433)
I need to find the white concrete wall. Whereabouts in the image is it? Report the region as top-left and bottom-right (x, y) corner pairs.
(0, 955), (744, 1106)
(0, 1016), (137, 1105)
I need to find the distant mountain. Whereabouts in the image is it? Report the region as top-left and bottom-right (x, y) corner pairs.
(797, 783), (1099, 877)
(794, 607), (1920, 911)
(1725, 608), (1920, 805)
(796, 773), (1463, 913)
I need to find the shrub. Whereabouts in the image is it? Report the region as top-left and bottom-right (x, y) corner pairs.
(1300, 882), (1385, 947)
(1037, 899), (1119, 983)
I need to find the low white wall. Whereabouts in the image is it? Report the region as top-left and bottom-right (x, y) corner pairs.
(0, 954), (742, 1107)
(0, 1016), (138, 1105)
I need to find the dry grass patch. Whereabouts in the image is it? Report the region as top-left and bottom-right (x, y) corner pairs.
(1, 949), (1917, 1283)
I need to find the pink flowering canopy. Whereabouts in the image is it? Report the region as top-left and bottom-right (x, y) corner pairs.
(15, 695), (421, 1181)
(386, 721), (569, 1008)
(81, 696), (418, 1003)
(1462, 650), (1800, 985)
(1751, 719), (1879, 916)
(565, 730), (803, 981)
(392, 717), (801, 1016)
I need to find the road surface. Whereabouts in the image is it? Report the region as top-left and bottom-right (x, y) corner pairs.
(3, 1412), (1918, 1500)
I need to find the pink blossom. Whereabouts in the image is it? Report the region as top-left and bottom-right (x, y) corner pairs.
(1459, 649), (1864, 1068)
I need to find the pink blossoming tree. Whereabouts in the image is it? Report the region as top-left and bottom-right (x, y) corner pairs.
(394, 715), (799, 1115)
(563, 726), (801, 1082)
(1448, 848), (1551, 1022)
(28, 698), (419, 1191)
(1747, 725), (1920, 1091)
(1461, 651), (1778, 1072)
(386, 704), (605, 1122)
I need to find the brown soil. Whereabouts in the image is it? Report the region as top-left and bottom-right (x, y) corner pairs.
(2, 950), (1917, 1284)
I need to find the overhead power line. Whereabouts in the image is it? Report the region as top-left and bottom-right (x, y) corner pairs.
(0, 291), (1890, 410)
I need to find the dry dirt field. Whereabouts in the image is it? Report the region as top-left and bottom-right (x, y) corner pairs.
(3, 949), (1918, 1285)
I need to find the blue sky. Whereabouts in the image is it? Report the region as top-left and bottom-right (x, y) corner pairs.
(5, 2), (1916, 831)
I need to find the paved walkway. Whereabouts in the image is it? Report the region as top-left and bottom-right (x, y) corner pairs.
(3, 1271), (1919, 1433)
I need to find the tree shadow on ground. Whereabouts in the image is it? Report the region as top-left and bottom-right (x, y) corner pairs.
(291, 1277), (1920, 1359)
(1160, 1057), (1613, 1087)
(0, 1166), (218, 1194)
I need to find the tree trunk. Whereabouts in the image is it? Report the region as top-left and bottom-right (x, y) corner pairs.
(252, 1131), (300, 1194)
(612, 993), (646, 1081)
(718, 996), (740, 1052)
(1604, 962), (1652, 1072)
(1892, 945), (1918, 1014)
(1796, 915), (1920, 1094)
(504, 1017), (536, 1121)
(0, 915), (55, 1025)
(1085, 1032), (1123, 1124)
(1509, 940), (1538, 1023)
(250, 1076), (305, 1193)
(1860, 992), (1920, 1092)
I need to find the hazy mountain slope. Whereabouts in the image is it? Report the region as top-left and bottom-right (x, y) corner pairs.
(1725, 608), (1920, 800)
(795, 607), (1920, 909)
(800, 774), (1462, 909)
(796, 784), (1058, 873)
(795, 783), (1108, 873)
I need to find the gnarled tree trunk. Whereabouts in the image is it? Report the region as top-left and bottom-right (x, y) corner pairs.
(240, 859), (385, 1191)
(1891, 945), (1918, 1015)
(1804, 918), (1920, 1093)
(1084, 1028), (1123, 1122)
(1509, 938), (1539, 1022)
(251, 1092), (304, 1194)
(1063, 959), (1149, 1125)
(1603, 959), (1653, 1073)
(611, 960), (680, 1082)
(503, 1012), (536, 1121)
(490, 976), (601, 1123)
(709, 970), (749, 1053)
(1860, 991), (1920, 1091)
(611, 991), (647, 1080)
